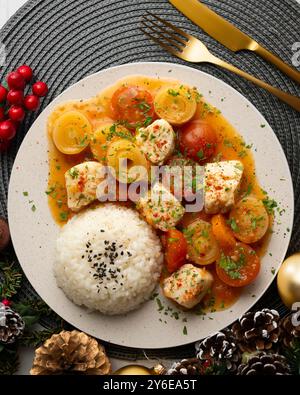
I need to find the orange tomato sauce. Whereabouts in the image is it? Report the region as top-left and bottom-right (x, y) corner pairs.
(47, 75), (271, 311)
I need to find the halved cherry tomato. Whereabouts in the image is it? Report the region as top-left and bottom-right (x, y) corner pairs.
(111, 86), (154, 129)
(179, 210), (211, 229)
(163, 229), (187, 273)
(179, 120), (217, 162)
(216, 242), (260, 287)
(211, 214), (236, 252)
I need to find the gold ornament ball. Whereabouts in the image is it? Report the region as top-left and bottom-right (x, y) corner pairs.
(114, 365), (152, 375)
(114, 364), (166, 375)
(277, 253), (300, 308)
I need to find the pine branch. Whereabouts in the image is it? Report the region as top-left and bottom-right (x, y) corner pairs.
(0, 346), (19, 375)
(0, 260), (23, 299)
(19, 328), (62, 348)
(283, 339), (300, 375)
(12, 299), (62, 328)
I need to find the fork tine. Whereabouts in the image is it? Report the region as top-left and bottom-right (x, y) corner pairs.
(147, 12), (191, 41)
(143, 15), (187, 46)
(140, 27), (180, 58)
(141, 19), (184, 52)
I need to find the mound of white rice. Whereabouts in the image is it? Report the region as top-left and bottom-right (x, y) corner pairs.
(54, 204), (163, 315)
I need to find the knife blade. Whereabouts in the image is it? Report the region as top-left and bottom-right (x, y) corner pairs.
(169, 0), (300, 84)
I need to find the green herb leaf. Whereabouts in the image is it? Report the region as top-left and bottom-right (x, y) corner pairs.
(168, 89), (179, 97)
(227, 218), (239, 232)
(263, 197), (278, 215)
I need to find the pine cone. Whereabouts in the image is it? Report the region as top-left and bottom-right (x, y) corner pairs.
(231, 309), (280, 352)
(167, 358), (202, 375)
(30, 330), (111, 375)
(0, 303), (25, 344)
(195, 329), (241, 372)
(238, 352), (291, 375)
(279, 312), (300, 349)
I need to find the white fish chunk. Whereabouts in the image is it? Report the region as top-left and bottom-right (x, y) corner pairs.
(65, 161), (105, 212)
(136, 182), (185, 231)
(163, 264), (213, 309)
(204, 160), (244, 214)
(136, 119), (175, 165)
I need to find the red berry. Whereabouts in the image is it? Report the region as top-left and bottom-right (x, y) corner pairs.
(32, 81), (48, 97)
(0, 107), (5, 121)
(24, 94), (40, 111)
(16, 65), (33, 82)
(0, 120), (16, 140)
(0, 85), (8, 102)
(8, 105), (25, 122)
(2, 299), (11, 306)
(7, 89), (24, 105)
(7, 71), (26, 90)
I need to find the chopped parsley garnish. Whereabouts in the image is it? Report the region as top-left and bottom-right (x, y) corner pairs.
(23, 191), (29, 196)
(143, 116), (153, 126)
(201, 229), (209, 238)
(244, 184), (253, 197)
(197, 150), (204, 160)
(79, 135), (88, 147)
(183, 326), (188, 335)
(45, 185), (56, 195)
(238, 150), (247, 158)
(223, 139), (233, 148)
(136, 100), (151, 113)
(108, 124), (132, 141)
(219, 253), (245, 280)
(59, 212), (68, 221)
(227, 218), (239, 232)
(68, 168), (79, 179)
(168, 89), (179, 96)
(234, 163), (244, 171)
(156, 298), (164, 311)
(168, 237), (179, 243)
(263, 197), (278, 215)
(31, 204), (36, 212)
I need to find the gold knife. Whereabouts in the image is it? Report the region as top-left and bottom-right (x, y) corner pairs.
(169, 0), (300, 84)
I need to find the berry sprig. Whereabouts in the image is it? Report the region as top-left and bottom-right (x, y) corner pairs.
(0, 65), (48, 152)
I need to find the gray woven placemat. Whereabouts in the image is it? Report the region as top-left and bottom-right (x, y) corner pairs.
(0, 0), (300, 360)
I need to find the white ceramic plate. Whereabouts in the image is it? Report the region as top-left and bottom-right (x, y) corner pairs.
(8, 62), (294, 349)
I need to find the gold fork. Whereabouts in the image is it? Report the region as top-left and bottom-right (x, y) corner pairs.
(141, 13), (300, 112)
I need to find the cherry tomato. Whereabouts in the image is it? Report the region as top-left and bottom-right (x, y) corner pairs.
(0, 120), (16, 140)
(164, 229), (187, 273)
(179, 120), (217, 162)
(7, 90), (24, 105)
(8, 106), (25, 122)
(216, 242), (260, 287)
(0, 85), (8, 102)
(111, 86), (154, 128)
(24, 95), (40, 111)
(7, 71), (26, 90)
(16, 65), (33, 82)
(32, 81), (48, 97)
(179, 210), (211, 230)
